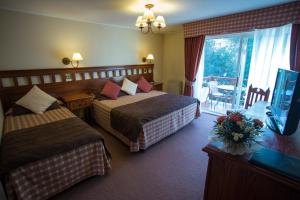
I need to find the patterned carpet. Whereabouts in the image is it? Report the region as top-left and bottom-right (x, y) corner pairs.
(52, 113), (216, 200)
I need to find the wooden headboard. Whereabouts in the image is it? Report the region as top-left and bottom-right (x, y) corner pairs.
(0, 64), (154, 111)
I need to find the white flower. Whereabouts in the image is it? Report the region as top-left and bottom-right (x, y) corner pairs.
(233, 133), (244, 141)
(218, 124), (223, 130)
(245, 127), (254, 133)
(233, 133), (239, 141)
(237, 121), (245, 129)
(250, 130), (259, 136)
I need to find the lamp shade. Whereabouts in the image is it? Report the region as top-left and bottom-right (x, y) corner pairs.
(135, 16), (147, 28)
(146, 54), (154, 60)
(156, 16), (165, 24)
(154, 16), (166, 28)
(72, 53), (83, 61)
(136, 16), (142, 24)
(143, 8), (155, 21)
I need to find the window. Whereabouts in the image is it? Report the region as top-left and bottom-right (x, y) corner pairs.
(196, 32), (254, 114)
(196, 24), (292, 115)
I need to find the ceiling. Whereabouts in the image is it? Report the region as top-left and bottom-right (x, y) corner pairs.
(0, 0), (295, 31)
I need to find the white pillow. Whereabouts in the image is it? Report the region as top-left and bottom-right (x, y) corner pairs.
(121, 78), (137, 95)
(16, 85), (57, 114)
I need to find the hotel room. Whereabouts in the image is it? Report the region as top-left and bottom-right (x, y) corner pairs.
(0, 0), (299, 200)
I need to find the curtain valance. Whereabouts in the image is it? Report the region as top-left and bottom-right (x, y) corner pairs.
(183, 2), (300, 38)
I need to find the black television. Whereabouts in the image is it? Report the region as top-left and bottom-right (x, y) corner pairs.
(267, 68), (300, 135)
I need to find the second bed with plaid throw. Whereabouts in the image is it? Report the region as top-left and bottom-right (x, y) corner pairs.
(93, 91), (199, 152)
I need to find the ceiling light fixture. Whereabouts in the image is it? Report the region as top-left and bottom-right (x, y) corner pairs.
(135, 4), (166, 34)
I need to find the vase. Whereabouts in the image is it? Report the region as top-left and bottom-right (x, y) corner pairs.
(222, 140), (256, 155)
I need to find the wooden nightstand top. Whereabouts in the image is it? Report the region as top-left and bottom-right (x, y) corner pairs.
(61, 92), (94, 112)
(151, 82), (163, 91)
(61, 92), (93, 102)
(151, 81), (163, 85)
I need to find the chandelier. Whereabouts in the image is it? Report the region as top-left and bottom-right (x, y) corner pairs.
(135, 4), (166, 33)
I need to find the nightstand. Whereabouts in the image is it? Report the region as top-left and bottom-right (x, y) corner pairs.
(60, 92), (94, 122)
(152, 82), (163, 91)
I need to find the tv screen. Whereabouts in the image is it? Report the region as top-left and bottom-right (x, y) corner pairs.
(270, 68), (300, 135)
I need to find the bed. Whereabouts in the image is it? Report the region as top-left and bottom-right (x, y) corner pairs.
(1, 106), (111, 200)
(0, 64), (154, 199)
(92, 90), (199, 152)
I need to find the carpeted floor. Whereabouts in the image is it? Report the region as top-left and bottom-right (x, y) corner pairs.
(52, 113), (216, 200)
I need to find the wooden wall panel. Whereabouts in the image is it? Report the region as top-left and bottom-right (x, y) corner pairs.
(0, 64), (154, 111)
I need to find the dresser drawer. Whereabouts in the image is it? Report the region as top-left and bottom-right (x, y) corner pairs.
(68, 98), (92, 110)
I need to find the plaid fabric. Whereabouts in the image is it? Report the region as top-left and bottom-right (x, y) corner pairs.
(3, 108), (111, 200)
(5, 142), (111, 200)
(93, 100), (197, 152)
(4, 107), (75, 134)
(142, 103), (197, 148)
(184, 1), (300, 38)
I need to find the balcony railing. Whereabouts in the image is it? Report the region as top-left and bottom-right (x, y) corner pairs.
(203, 76), (248, 87)
(203, 76), (238, 86)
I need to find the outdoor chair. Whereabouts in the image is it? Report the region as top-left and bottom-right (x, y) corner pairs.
(244, 84), (270, 109)
(208, 81), (225, 110)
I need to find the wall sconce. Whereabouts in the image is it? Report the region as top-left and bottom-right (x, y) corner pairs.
(142, 54), (154, 63)
(62, 53), (83, 68)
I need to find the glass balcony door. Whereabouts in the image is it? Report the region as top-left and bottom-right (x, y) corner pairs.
(198, 32), (254, 114)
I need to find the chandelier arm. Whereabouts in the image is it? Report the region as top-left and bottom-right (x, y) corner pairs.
(140, 27), (149, 34)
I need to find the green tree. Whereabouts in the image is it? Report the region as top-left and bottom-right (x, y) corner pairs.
(204, 37), (240, 79)
(203, 35), (253, 86)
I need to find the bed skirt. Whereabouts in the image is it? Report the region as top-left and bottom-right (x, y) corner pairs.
(93, 102), (198, 152)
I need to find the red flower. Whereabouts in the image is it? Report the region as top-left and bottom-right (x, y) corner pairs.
(217, 116), (226, 124)
(253, 119), (263, 128)
(230, 113), (243, 122)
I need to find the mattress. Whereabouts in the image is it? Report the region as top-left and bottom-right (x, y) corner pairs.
(2, 107), (111, 200)
(92, 91), (198, 152)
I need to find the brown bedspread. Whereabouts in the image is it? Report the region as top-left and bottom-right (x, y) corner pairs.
(111, 94), (200, 142)
(0, 117), (110, 175)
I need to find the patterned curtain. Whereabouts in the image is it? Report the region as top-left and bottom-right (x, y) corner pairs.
(290, 24), (300, 72)
(183, 2), (300, 38)
(184, 36), (205, 96)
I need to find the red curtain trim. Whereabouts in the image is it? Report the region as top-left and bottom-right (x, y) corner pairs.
(290, 24), (300, 72)
(184, 36), (205, 96)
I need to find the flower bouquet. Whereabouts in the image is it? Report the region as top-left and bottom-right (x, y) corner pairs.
(211, 112), (264, 155)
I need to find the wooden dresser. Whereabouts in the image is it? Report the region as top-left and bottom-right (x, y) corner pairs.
(203, 102), (300, 200)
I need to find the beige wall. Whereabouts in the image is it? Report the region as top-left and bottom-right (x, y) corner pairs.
(0, 9), (165, 135)
(0, 9), (188, 140)
(0, 9), (164, 81)
(162, 28), (185, 94)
